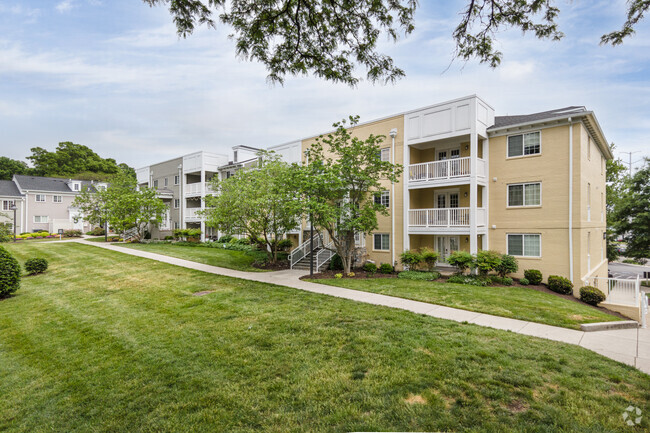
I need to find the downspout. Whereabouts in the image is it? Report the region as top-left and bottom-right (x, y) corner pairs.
(389, 128), (398, 267)
(568, 118), (574, 284)
(178, 164), (184, 230)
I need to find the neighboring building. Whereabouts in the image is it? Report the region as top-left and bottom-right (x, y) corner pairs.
(0, 175), (104, 233)
(268, 95), (611, 294)
(0, 180), (24, 234)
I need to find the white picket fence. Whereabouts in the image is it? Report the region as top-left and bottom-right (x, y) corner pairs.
(583, 275), (641, 306)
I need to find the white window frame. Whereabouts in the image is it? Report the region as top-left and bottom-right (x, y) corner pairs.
(506, 233), (541, 258)
(374, 191), (390, 208)
(164, 178), (169, 187)
(53, 195), (62, 203)
(153, 179), (159, 188)
(587, 182), (591, 222)
(506, 131), (541, 158)
(507, 182), (542, 207)
(34, 215), (49, 223)
(377, 147), (390, 162)
(35, 194), (46, 202)
(174, 199), (180, 209)
(174, 175), (180, 185)
(174, 221), (179, 230)
(373, 233), (390, 251)
(72, 183), (80, 191)
(2, 200), (15, 211)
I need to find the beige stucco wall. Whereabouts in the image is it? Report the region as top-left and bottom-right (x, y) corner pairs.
(487, 122), (609, 290)
(300, 115), (405, 268)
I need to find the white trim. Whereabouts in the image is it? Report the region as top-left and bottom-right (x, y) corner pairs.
(53, 195), (63, 203)
(568, 120), (574, 283)
(373, 233), (390, 251)
(506, 233), (542, 258)
(506, 182), (542, 207)
(35, 194), (46, 202)
(506, 130), (541, 159)
(33, 215), (49, 223)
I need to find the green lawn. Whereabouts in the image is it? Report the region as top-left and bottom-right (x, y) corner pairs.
(1, 242), (648, 432)
(119, 242), (269, 272)
(308, 277), (622, 330)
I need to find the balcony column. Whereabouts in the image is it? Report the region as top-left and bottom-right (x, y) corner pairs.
(469, 132), (478, 255)
(483, 138), (489, 250)
(403, 143), (411, 251)
(200, 169), (206, 242)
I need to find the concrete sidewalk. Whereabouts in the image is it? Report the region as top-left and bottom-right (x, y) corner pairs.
(77, 240), (650, 375)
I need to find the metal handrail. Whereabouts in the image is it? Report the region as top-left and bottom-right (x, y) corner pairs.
(315, 242), (335, 271)
(289, 234), (321, 268)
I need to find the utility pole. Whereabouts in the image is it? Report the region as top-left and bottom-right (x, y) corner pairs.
(620, 151), (640, 177)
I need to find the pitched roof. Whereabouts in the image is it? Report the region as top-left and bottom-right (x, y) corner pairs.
(490, 106), (587, 129)
(0, 180), (22, 197)
(13, 175), (76, 193)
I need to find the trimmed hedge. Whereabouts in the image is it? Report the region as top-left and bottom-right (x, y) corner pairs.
(362, 262), (377, 274)
(379, 263), (394, 274)
(524, 269), (543, 285)
(0, 246), (20, 298)
(25, 258), (48, 275)
(580, 286), (606, 306)
(495, 254), (518, 277)
(329, 254), (343, 271)
(519, 278), (530, 286)
(548, 275), (573, 295)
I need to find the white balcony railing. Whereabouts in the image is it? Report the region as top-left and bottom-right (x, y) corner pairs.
(184, 208), (203, 221)
(184, 182), (216, 197)
(408, 207), (486, 228)
(408, 157), (486, 183)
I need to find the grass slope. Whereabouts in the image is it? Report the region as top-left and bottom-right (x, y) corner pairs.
(308, 278), (621, 329)
(120, 242), (268, 272)
(0, 242), (648, 432)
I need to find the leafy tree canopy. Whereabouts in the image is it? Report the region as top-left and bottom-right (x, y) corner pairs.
(145, 0), (648, 85)
(0, 157), (30, 181)
(614, 159), (650, 260)
(26, 142), (134, 181)
(605, 144), (629, 261)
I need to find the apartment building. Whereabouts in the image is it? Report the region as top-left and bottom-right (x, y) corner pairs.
(136, 146), (261, 241)
(0, 175), (103, 233)
(268, 95), (611, 293)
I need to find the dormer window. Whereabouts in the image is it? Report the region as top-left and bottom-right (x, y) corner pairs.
(73, 183), (80, 191)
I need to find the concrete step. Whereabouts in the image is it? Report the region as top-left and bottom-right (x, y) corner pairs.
(580, 320), (639, 332)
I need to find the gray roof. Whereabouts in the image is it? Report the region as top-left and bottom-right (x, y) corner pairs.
(0, 180), (22, 197)
(490, 106), (587, 129)
(14, 175), (78, 193)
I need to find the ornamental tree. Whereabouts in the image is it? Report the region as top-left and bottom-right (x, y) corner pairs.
(203, 152), (302, 263)
(297, 116), (403, 274)
(614, 159), (650, 260)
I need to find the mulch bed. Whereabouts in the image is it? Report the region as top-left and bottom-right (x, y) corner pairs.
(302, 270), (628, 320)
(253, 261), (291, 271)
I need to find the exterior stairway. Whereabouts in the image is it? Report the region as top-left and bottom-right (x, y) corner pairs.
(292, 247), (333, 271)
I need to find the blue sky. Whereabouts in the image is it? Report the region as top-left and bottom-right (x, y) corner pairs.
(0, 0), (648, 170)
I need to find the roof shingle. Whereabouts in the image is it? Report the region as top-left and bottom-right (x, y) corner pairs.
(490, 106), (587, 129)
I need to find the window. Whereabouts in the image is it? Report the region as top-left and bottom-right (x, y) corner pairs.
(449, 193), (459, 208)
(2, 200), (15, 211)
(73, 183), (80, 191)
(174, 221), (179, 230)
(164, 178), (169, 187)
(35, 194), (46, 202)
(374, 191), (390, 207)
(601, 157), (604, 176)
(373, 233), (390, 250)
(174, 175), (180, 185)
(450, 149), (460, 158)
(174, 199), (180, 209)
(507, 131), (540, 157)
(507, 234), (541, 257)
(587, 136), (591, 160)
(153, 180), (159, 188)
(587, 182), (591, 221)
(226, 171), (232, 179)
(508, 183), (541, 207)
(377, 148), (390, 162)
(601, 192), (604, 222)
(53, 196), (62, 203)
(34, 216), (49, 223)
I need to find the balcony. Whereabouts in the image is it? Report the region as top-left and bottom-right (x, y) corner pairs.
(184, 182), (216, 197)
(408, 157), (486, 188)
(408, 207), (486, 234)
(184, 208), (204, 222)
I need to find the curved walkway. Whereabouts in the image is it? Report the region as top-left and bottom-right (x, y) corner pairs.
(78, 240), (650, 375)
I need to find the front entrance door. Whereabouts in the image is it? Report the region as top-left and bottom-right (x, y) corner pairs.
(436, 236), (460, 263)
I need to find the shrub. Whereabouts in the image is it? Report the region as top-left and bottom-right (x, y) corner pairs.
(548, 275), (574, 295)
(0, 223), (13, 243)
(347, 272), (355, 277)
(446, 251), (475, 274)
(217, 235), (234, 243)
(400, 250), (422, 270)
(334, 273), (343, 279)
(329, 254), (343, 271)
(63, 229), (82, 238)
(164, 235), (174, 240)
(501, 277), (513, 286)
(524, 269), (543, 285)
(231, 237), (251, 245)
(86, 227), (106, 236)
(363, 262), (377, 274)
(379, 263), (394, 274)
(519, 277), (530, 285)
(447, 275), (489, 287)
(580, 286), (606, 306)
(475, 250), (502, 275)
(25, 258), (48, 275)
(398, 271), (441, 281)
(495, 254), (518, 277)
(0, 246), (20, 298)
(276, 239), (293, 251)
(420, 247), (439, 271)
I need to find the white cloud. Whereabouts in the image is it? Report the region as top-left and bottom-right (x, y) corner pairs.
(55, 0), (74, 13)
